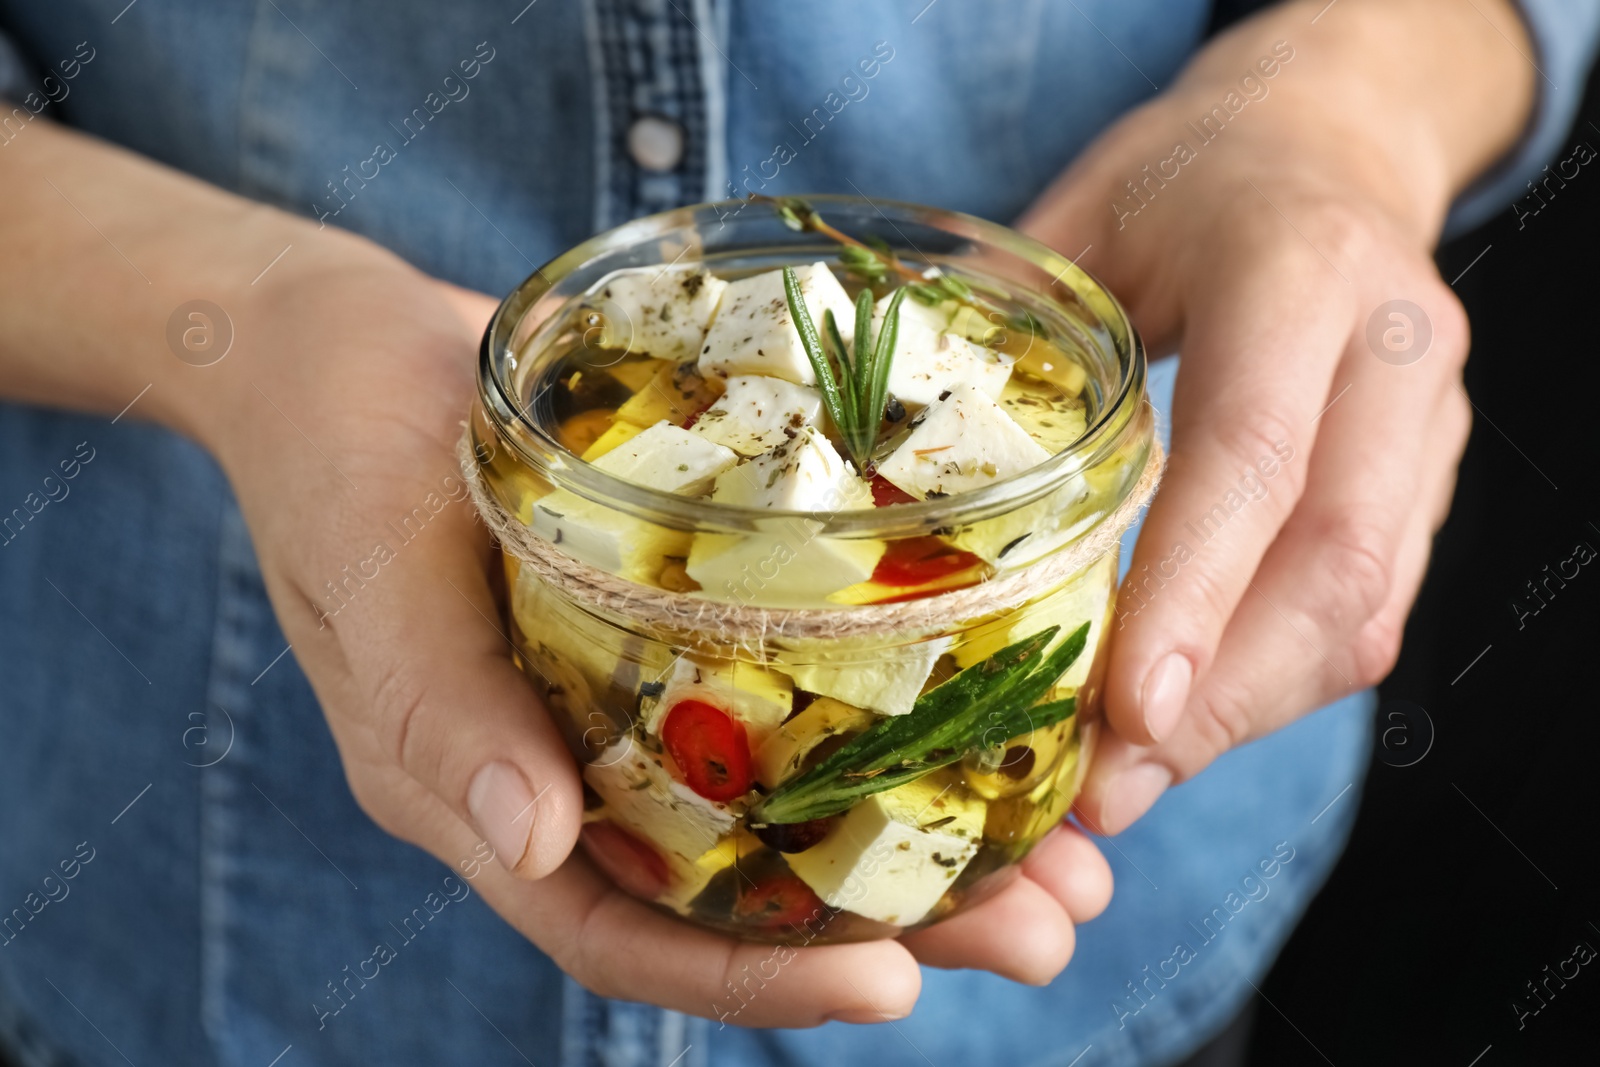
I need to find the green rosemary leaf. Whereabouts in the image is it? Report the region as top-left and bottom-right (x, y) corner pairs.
(864, 234), (894, 256)
(758, 628), (1058, 823)
(852, 285), (876, 368)
(905, 282), (945, 306)
(1013, 697), (1077, 738)
(821, 308), (859, 436)
(782, 266), (851, 447)
(935, 273), (973, 301)
(863, 287), (906, 454)
(838, 244), (888, 284)
(780, 265), (910, 472)
(751, 622), (1091, 825)
(848, 288), (878, 461)
(774, 196), (816, 233)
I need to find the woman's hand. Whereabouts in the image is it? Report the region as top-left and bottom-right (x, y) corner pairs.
(1017, 0), (1533, 833)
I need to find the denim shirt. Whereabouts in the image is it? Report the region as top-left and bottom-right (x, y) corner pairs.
(0, 3), (1595, 1066)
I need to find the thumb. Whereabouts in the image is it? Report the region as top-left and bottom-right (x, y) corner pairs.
(329, 488), (584, 879)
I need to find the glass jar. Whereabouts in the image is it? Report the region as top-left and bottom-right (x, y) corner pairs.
(468, 196), (1154, 944)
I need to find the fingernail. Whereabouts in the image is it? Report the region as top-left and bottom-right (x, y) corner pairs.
(1104, 763), (1172, 833)
(827, 1007), (906, 1025)
(467, 761), (539, 874)
(1141, 653), (1192, 742)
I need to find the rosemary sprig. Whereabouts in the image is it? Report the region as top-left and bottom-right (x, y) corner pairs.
(782, 265), (906, 473)
(757, 194), (1042, 340)
(759, 195), (924, 286)
(905, 272), (973, 307)
(750, 622), (1090, 826)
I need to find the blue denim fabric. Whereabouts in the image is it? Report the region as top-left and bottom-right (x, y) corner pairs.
(0, 364), (1366, 1067)
(1447, 0), (1600, 234)
(0, 2), (1593, 1065)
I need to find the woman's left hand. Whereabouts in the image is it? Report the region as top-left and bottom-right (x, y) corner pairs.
(1017, 0), (1534, 834)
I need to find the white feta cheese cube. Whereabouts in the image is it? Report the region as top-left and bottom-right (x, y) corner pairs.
(688, 375), (822, 456)
(530, 490), (689, 585)
(591, 267), (728, 362)
(883, 292), (954, 334)
(531, 422), (737, 581)
(590, 419), (738, 495)
(684, 429), (884, 605)
(876, 382), (1051, 500)
(786, 777), (984, 926)
(697, 263), (855, 386)
(686, 520), (885, 607)
(584, 741), (737, 864)
(704, 426), (870, 512)
(875, 295), (1012, 410)
(773, 636), (951, 717)
(640, 655), (793, 748)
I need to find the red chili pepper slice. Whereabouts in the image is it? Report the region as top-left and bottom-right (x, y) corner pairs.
(733, 872), (828, 929)
(679, 398), (716, 431)
(661, 699), (753, 802)
(871, 535), (982, 588)
(869, 474), (916, 507)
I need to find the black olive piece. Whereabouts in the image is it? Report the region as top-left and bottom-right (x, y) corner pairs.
(545, 357), (634, 423)
(884, 396), (907, 423)
(999, 745), (1037, 780)
(755, 817), (836, 853)
(783, 690), (819, 723)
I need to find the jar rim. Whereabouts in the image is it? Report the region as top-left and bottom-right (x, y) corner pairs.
(477, 195), (1150, 538)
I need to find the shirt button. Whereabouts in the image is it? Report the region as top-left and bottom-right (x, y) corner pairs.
(627, 115), (685, 172)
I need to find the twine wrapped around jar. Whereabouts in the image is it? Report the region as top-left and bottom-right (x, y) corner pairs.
(457, 431), (1164, 648)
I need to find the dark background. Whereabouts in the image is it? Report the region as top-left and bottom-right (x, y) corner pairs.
(1250, 55), (1600, 1067)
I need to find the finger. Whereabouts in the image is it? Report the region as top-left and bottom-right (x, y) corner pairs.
(1106, 245), (1351, 746)
(1078, 369), (1469, 832)
(391, 776), (924, 1027)
(437, 282), (500, 337)
(1170, 293), (1467, 755)
(326, 474), (584, 880)
(1178, 365), (1468, 748)
(548, 867), (924, 1026)
(1020, 823), (1114, 923)
(898, 872), (1075, 985)
(1081, 443), (1450, 832)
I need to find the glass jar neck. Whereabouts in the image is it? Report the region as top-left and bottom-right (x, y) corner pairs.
(477, 198), (1153, 543)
